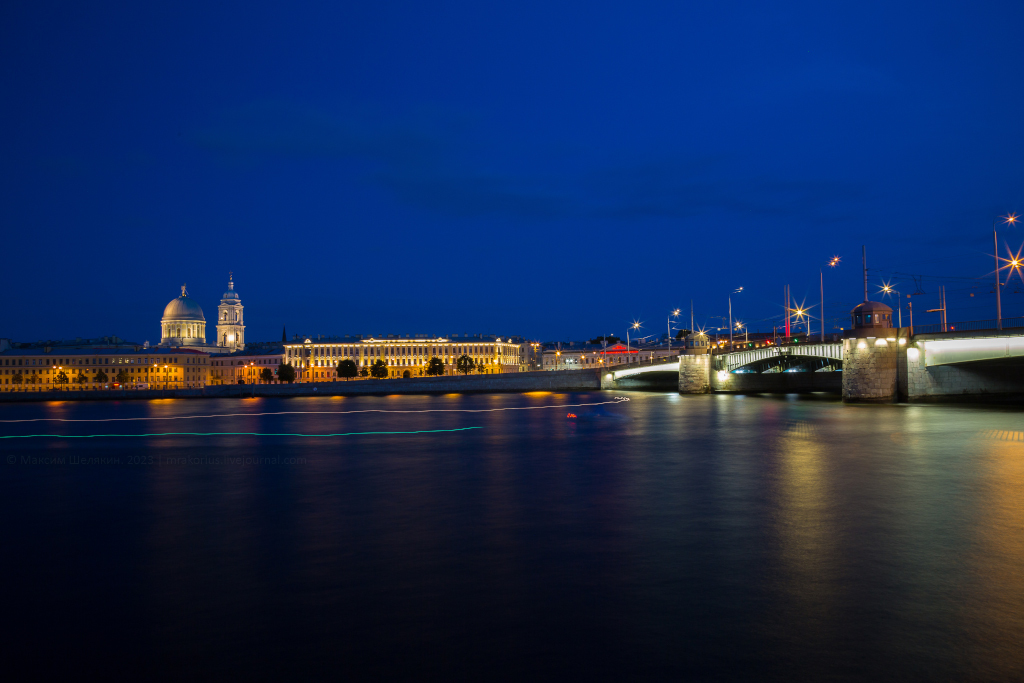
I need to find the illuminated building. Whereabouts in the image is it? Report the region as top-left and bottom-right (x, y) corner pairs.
(215, 273), (245, 351)
(282, 335), (524, 381)
(159, 284), (209, 349)
(158, 275), (245, 353)
(542, 341), (677, 370)
(208, 350), (283, 385)
(0, 348), (210, 391)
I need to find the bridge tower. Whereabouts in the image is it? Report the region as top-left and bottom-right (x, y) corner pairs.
(842, 301), (899, 402)
(678, 332), (711, 393)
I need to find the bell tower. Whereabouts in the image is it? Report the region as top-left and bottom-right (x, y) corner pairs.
(216, 272), (245, 351)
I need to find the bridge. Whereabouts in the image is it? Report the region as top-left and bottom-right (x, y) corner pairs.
(600, 321), (1024, 402)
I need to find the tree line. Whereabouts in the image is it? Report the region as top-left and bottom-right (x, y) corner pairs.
(269, 355), (483, 383)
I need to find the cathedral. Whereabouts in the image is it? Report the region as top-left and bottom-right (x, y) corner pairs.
(158, 274), (245, 352)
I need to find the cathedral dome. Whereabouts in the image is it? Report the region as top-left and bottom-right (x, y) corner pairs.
(162, 286), (206, 322)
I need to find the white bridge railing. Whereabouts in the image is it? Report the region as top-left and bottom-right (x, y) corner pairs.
(715, 343), (843, 373)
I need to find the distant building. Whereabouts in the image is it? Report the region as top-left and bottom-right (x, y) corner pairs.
(542, 341), (677, 370)
(0, 347), (210, 392)
(158, 274), (244, 353)
(283, 334), (524, 381)
(215, 273), (245, 351)
(208, 347), (283, 385)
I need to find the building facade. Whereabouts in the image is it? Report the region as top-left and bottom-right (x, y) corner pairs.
(208, 349), (283, 385)
(0, 348), (210, 391)
(542, 342), (677, 370)
(282, 335), (524, 381)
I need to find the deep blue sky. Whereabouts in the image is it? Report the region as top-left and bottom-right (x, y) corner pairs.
(3, 1), (1024, 344)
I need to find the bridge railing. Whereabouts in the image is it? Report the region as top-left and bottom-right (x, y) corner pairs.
(710, 333), (843, 355)
(911, 316), (1024, 335)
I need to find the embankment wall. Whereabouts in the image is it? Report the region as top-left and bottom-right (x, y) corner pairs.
(0, 369), (603, 404)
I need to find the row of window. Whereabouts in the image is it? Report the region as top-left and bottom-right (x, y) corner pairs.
(1, 356), (205, 367)
(287, 344), (518, 359)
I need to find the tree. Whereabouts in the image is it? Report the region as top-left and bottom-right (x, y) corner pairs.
(425, 356), (445, 377)
(73, 371), (88, 385)
(359, 367), (369, 378)
(337, 359), (357, 380)
(476, 361), (487, 374)
(260, 367), (274, 383)
(115, 370), (129, 385)
(278, 362), (296, 383)
(370, 359), (389, 379)
(11, 372), (23, 388)
(456, 354), (475, 375)
(55, 371), (69, 388)
(94, 369), (109, 383)
(588, 335), (621, 345)
(674, 329), (692, 340)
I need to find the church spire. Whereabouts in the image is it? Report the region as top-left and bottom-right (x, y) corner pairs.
(181, 283), (187, 297)
(228, 271), (234, 291)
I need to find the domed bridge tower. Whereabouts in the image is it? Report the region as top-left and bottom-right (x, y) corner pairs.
(842, 300), (899, 403)
(160, 284), (207, 347)
(216, 272), (245, 351)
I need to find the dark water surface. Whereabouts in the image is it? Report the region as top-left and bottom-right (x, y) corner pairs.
(2, 391), (1024, 680)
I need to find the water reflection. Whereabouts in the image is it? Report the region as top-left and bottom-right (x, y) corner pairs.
(963, 434), (1024, 679)
(3, 393), (1024, 678)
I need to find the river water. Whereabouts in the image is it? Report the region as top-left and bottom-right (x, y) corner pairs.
(2, 391), (1023, 680)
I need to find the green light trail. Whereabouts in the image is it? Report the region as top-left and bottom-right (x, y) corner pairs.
(0, 427), (483, 440)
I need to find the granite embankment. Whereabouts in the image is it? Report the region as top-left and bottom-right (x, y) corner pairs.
(0, 369), (603, 403)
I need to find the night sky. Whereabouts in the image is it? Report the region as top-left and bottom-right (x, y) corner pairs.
(3, 1), (1024, 344)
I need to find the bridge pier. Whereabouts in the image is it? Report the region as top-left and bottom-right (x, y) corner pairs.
(841, 333), (901, 403)
(678, 355), (710, 393)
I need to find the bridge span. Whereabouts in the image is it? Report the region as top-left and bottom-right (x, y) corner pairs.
(600, 324), (1024, 403)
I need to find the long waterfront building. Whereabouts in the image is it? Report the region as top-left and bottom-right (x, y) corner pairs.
(282, 335), (526, 381)
(0, 348), (210, 391)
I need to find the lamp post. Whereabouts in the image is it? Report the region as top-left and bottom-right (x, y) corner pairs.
(994, 213), (1019, 330)
(735, 320), (748, 344)
(627, 321), (641, 366)
(879, 281), (903, 328)
(728, 297), (733, 348)
(667, 309), (680, 353)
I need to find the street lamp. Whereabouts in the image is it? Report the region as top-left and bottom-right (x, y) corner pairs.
(994, 213), (1019, 330)
(627, 320), (641, 366)
(821, 255), (841, 342)
(735, 320), (748, 344)
(667, 308), (680, 353)
(879, 280), (903, 328)
(790, 303), (810, 338)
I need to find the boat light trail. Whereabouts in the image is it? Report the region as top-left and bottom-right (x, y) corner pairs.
(0, 397), (631, 424)
(0, 427), (484, 440)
